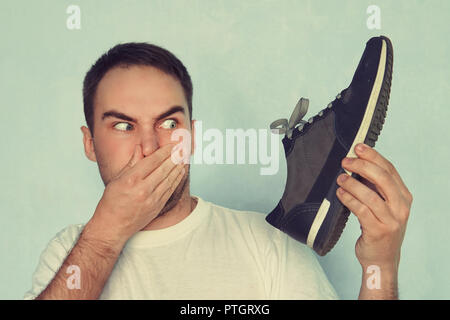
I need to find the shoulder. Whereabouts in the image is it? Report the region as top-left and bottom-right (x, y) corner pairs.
(204, 199), (288, 253)
(204, 199), (325, 264)
(50, 223), (85, 252)
(203, 199), (338, 298)
(207, 200), (274, 234)
(23, 224), (86, 300)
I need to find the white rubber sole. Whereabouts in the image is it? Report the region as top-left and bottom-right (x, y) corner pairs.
(306, 39), (388, 250)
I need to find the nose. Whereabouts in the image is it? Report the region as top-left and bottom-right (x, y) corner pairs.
(139, 128), (160, 157)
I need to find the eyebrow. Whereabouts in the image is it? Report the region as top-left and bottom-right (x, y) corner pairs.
(101, 106), (185, 123)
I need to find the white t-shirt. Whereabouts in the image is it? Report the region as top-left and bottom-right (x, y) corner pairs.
(24, 196), (338, 299)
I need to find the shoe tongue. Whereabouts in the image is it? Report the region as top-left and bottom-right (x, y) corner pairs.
(288, 98), (309, 129)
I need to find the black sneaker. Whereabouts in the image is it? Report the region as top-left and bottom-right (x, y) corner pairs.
(266, 36), (393, 256)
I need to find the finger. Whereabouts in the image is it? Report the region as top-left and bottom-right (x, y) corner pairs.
(129, 144), (144, 167)
(341, 156), (401, 206)
(115, 144), (144, 179)
(154, 164), (185, 200)
(155, 170), (185, 215)
(160, 166), (185, 202)
(359, 177), (384, 200)
(337, 173), (394, 224)
(132, 143), (178, 180)
(354, 143), (412, 203)
(336, 187), (383, 236)
(143, 155), (182, 192)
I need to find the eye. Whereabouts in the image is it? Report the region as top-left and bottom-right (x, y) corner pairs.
(113, 122), (133, 131)
(159, 119), (178, 129)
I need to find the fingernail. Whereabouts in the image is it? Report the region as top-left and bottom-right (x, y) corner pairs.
(343, 157), (354, 165)
(337, 187), (345, 195)
(338, 174), (349, 183)
(356, 143), (367, 153)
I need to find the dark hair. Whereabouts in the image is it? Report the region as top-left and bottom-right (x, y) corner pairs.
(83, 42), (193, 136)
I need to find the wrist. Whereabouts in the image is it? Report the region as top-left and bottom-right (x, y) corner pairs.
(82, 215), (128, 256)
(359, 263), (398, 299)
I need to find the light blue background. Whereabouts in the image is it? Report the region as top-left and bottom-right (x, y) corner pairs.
(1, 0), (448, 299)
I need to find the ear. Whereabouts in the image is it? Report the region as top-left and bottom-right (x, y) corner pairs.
(190, 119), (196, 156)
(80, 126), (97, 162)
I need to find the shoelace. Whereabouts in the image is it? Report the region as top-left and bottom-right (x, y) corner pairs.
(270, 93), (342, 139)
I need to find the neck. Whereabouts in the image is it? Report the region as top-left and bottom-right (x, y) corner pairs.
(141, 188), (197, 231)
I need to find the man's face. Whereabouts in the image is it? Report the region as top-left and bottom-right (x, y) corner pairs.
(81, 65), (194, 214)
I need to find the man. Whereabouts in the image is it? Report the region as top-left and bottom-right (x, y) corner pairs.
(24, 42), (411, 300)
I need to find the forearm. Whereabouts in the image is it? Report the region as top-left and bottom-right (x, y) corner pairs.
(358, 264), (398, 300)
(36, 218), (126, 300)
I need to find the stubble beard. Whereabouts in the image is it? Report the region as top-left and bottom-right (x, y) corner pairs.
(157, 167), (190, 217)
